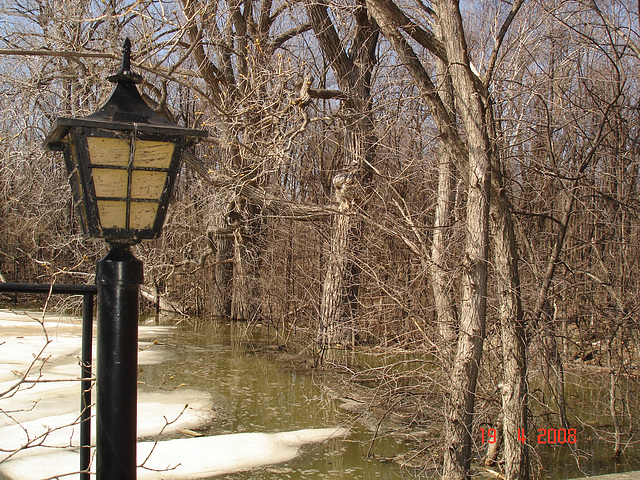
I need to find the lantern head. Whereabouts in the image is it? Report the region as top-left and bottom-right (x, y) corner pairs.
(44, 38), (207, 244)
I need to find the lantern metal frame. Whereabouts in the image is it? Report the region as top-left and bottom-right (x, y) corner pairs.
(44, 38), (207, 244)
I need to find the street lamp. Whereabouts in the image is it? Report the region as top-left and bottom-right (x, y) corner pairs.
(44, 38), (207, 479)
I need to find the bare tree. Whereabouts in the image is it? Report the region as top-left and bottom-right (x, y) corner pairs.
(303, 0), (379, 353)
(365, 0), (528, 476)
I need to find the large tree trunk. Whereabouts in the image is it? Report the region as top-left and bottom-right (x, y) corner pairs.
(431, 8), (458, 354)
(318, 119), (369, 347)
(438, 1), (491, 478)
(306, 0), (378, 350)
(318, 176), (360, 347)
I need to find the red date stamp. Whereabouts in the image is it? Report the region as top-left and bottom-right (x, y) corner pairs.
(479, 427), (577, 444)
(537, 427), (577, 444)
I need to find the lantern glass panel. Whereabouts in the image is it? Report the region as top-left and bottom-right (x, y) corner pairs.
(129, 202), (159, 229)
(133, 141), (174, 168)
(130, 171), (168, 199)
(92, 169), (129, 198)
(98, 200), (127, 229)
(87, 137), (130, 166)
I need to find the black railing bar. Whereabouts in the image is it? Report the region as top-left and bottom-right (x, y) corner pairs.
(80, 292), (94, 480)
(0, 282), (96, 294)
(0, 282), (95, 480)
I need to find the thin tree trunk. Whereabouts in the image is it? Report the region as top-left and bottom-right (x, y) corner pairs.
(552, 302), (569, 429)
(487, 109), (529, 480)
(492, 193), (529, 478)
(231, 227), (256, 320)
(438, 1), (491, 478)
(211, 214), (233, 319)
(533, 189), (573, 430)
(431, 148), (458, 351)
(230, 197), (263, 321)
(608, 340), (622, 458)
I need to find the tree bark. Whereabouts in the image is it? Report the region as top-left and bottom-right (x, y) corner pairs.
(231, 226), (256, 320)
(318, 180), (359, 348)
(431, 6), (458, 355)
(487, 108), (529, 480)
(437, 1), (491, 478)
(318, 120), (370, 347)
(210, 209), (233, 319)
(306, 0), (378, 348)
(491, 179), (529, 479)
(431, 146), (458, 351)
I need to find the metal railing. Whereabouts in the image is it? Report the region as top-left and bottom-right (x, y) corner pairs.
(0, 283), (96, 480)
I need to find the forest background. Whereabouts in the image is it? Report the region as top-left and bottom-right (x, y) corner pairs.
(1, 0), (639, 479)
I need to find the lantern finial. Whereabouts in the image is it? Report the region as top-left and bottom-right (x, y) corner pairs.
(108, 38), (142, 84)
(121, 38), (132, 72)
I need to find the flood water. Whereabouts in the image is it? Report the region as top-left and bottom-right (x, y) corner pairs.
(138, 321), (409, 480)
(2, 312), (638, 479)
(135, 320), (640, 479)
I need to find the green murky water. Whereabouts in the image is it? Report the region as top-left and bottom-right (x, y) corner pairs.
(137, 320), (640, 480)
(138, 321), (411, 479)
(2, 313), (638, 479)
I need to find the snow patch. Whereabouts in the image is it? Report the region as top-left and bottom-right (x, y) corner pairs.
(0, 310), (348, 479)
(0, 427), (347, 479)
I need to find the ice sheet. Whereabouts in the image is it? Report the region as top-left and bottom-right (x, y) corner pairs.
(0, 310), (347, 479)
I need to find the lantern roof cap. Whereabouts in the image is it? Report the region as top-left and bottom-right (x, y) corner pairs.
(44, 38), (207, 151)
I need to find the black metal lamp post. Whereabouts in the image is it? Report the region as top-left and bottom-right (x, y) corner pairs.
(44, 39), (206, 479)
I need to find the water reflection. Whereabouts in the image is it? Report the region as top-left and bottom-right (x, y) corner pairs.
(138, 320), (640, 480)
(138, 321), (407, 479)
